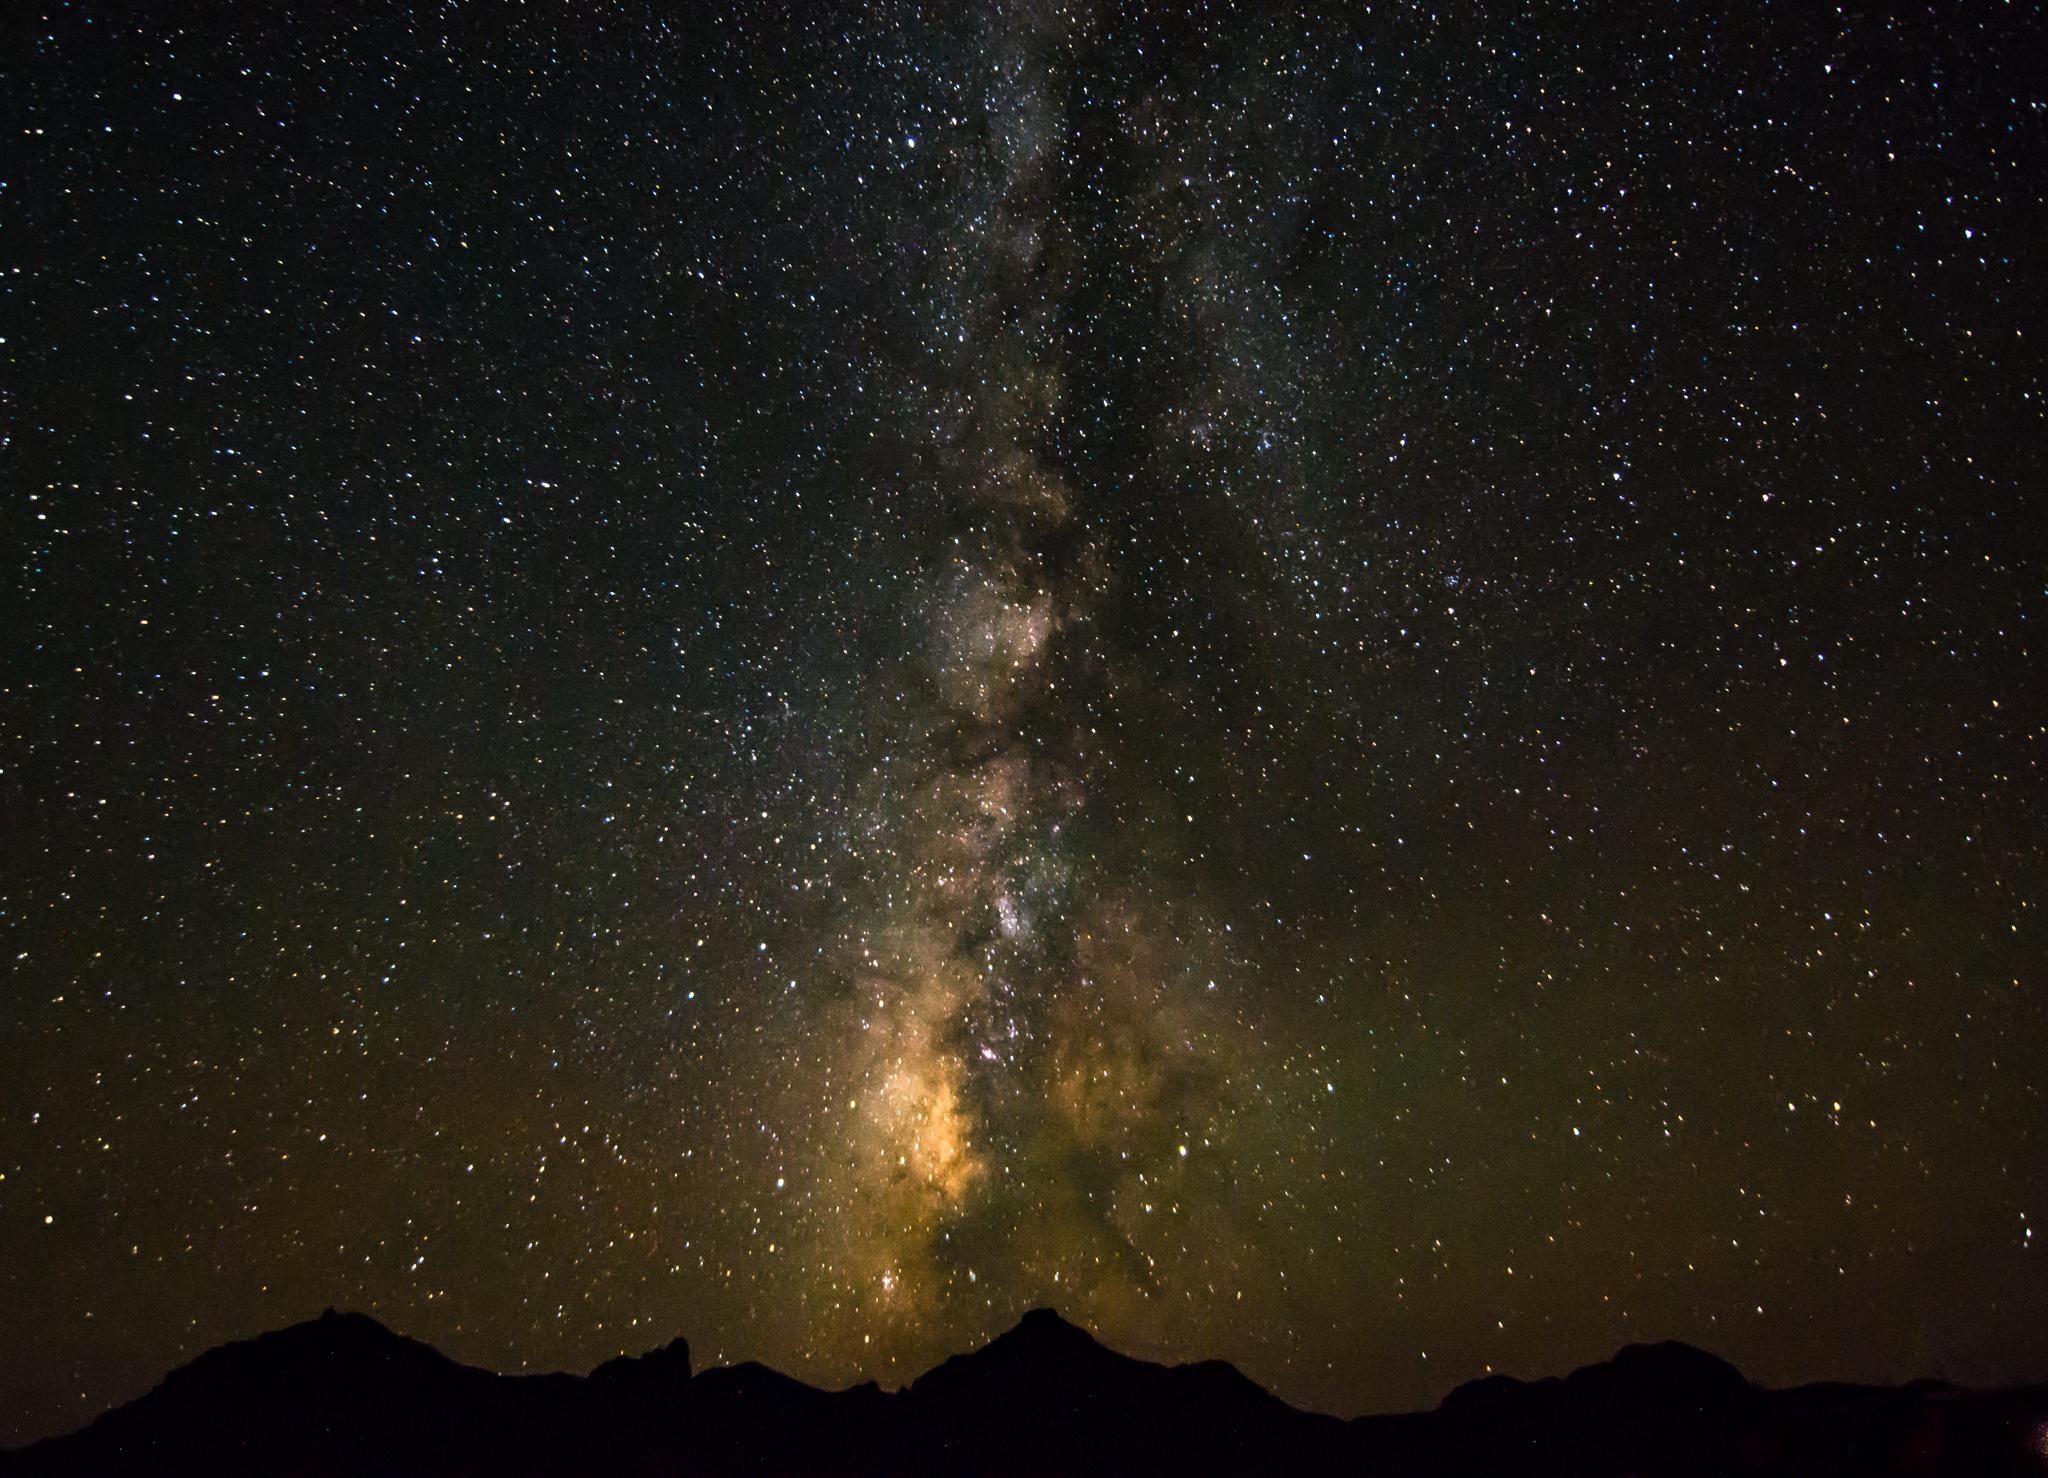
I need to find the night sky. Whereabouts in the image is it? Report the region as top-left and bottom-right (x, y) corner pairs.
(4, 0), (2045, 1448)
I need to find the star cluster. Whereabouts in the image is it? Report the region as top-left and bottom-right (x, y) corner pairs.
(2, 0), (2044, 1447)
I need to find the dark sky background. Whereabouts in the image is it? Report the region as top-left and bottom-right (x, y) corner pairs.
(3, 0), (2045, 1449)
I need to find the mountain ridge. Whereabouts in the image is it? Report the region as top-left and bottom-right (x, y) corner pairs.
(6, 1307), (2044, 1476)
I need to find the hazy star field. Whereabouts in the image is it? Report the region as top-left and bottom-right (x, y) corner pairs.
(3, 1), (2044, 1448)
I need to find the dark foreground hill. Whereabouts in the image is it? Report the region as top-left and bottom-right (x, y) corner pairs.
(4, 1307), (2044, 1476)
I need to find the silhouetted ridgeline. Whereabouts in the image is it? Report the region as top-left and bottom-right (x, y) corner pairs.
(4, 1307), (2045, 1475)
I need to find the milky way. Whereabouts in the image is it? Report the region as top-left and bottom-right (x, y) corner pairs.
(772, 3), (1297, 1354)
(3, 0), (2045, 1447)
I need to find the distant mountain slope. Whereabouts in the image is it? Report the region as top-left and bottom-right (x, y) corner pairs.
(4, 1308), (2043, 1476)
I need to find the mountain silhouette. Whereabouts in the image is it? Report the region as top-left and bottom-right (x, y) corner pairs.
(4, 1308), (2044, 1476)
(900, 1306), (1347, 1474)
